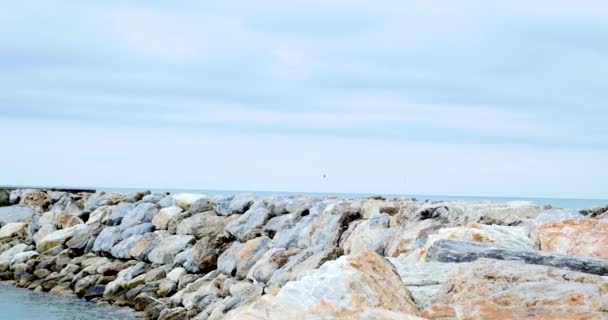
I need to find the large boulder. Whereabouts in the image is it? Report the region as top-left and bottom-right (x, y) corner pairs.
(226, 251), (420, 319)
(534, 218), (608, 259)
(19, 189), (50, 211)
(176, 212), (228, 239)
(36, 224), (89, 253)
(0, 222), (27, 241)
(148, 235), (194, 265)
(424, 258), (608, 319)
(130, 232), (161, 261)
(425, 239), (608, 276)
(422, 223), (535, 253)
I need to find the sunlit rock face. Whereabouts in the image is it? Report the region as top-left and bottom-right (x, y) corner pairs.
(534, 218), (608, 259)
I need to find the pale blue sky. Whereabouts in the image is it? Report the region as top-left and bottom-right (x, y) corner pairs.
(1, 1), (608, 199)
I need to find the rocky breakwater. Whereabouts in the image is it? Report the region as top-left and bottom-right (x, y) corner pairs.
(0, 189), (607, 319)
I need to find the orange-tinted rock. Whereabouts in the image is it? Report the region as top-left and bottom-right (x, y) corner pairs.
(425, 258), (608, 319)
(535, 218), (608, 259)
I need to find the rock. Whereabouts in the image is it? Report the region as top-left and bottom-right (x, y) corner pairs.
(343, 213), (394, 255)
(86, 205), (113, 225)
(217, 236), (272, 278)
(181, 276), (222, 310)
(107, 202), (134, 226)
(55, 212), (83, 228)
(262, 213), (302, 238)
(273, 200), (360, 251)
(84, 193), (130, 213)
(425, 258), (608, 319)
(423, 223), (535, 252)
(0, 189), (9, 207)
(579, 205), (608, 218)
(148, 235), (194, 265)
(0, 222), (27, 241)
(74, 275), (101, 296)
(32, 223), (57, 245)
(157, 279), (176, 297)
(166, 267), (186, 283)
(227, 251), (420, 319)
(84, 285), (106, 300)
(19, 190), (50, 211)
(141, 194), (164, 204)
(176, 212), (227, 238)
(187, 197), (212, 214)
(0, 244), (30, 271)
(152, 206), (183, 230)
(120, 202), (158, 230)
(121, 223), (153, 238)
(534, 218), (608, 259)
(0, 206), (34, 224)
(10, 251), (38, 265)
(174, 248), (199, 273)
(246, 248), (301, 284)
(388, 258), (460, 309)
(266, 248), (342, 286)
(362, 199), (399, 219)
(425, 239), (608, 276)
(225, 203), (272, 241)
(65, 223), (98, 251)
(111, 235), (144, 259)
(130, 232), (161, 261)
(171, 193), (207, 211)
(215, 195), (254, 216)
(92, 227), (123, 253)
(36, 224), (89, 253)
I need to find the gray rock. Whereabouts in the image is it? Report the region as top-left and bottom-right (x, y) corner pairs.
(107, 202), (134, 226)
(141, 194), (164, 204)
(217, 236), (272, 279)
(225, 203), (272, 241)
(92, 227), (123, 253)
(426, 239), (608, 276)
(174, 248), (199, 273)
(121, 223), (153, 239)
(111, 235), (144, 259)
(148, 235), (194, 265)
(120, 202), (158, 230)
(215, 195), (254, 216)
(187, 197), (212, 214)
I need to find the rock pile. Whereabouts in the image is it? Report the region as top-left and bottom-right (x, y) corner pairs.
(0, 189), (606, 319)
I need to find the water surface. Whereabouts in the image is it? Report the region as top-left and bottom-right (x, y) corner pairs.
(0, 283), (135, 320)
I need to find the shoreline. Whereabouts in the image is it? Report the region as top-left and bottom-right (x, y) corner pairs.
(0, 188), (606, 319)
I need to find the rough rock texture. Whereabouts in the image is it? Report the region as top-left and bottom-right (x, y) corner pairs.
(535, 218), (608, 259)
(0, 189), (606, 320)
(425, 239), (608, 276)
(425, 258), (608, 319)
(226, 251), (420, 319)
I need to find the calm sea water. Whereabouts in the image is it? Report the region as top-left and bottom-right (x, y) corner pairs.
(0, 283), (135, 320)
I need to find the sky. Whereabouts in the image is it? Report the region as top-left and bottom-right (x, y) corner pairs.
(1, 1), (608, 199)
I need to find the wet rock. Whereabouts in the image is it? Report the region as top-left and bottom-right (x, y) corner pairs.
(0, 222), (27, 241)
(425, 239), (608, 276)
(225, 203), (272, 241)
(217, 236), (272, 278)
(425, 258), (608, 319)
(84, 284), (106, 300)
(152, 206), (183, 230)
(535, 218), (608, 259)
(148, 235), (194, 265)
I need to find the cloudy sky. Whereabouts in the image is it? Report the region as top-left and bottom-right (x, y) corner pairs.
(1, 1), (608, 199)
